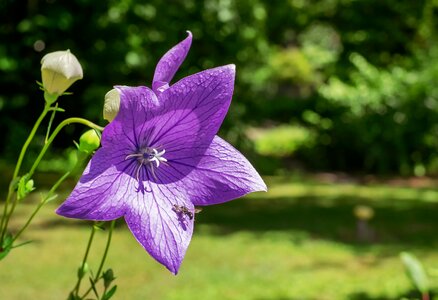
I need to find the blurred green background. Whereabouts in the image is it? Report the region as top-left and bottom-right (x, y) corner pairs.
(2, 0), (438, 299)
(2, 0), (438, 176)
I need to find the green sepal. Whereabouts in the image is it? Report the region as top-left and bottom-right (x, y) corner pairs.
(44, 91), (59, 105)
(93, 222), (105, 231)
(102, 285), (117, 300)
(0, 233), (13, 261)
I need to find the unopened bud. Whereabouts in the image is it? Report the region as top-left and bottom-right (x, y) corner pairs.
(78, 129), (100, 154)
(41, 49), (83, 100)
(103, 89), (120, 122)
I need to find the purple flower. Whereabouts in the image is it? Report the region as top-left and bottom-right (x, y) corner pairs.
(57, 32), (267, 274)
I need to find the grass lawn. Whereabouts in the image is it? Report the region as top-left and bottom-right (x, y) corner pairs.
(1, 174), (438, 299)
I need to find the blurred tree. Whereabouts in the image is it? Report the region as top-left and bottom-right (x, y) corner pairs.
(1, 0), (437, 175)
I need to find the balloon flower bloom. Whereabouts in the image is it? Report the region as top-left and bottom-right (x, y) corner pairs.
(57, 32), (266, 274)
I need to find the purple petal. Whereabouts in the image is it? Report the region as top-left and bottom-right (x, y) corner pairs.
(101, 85), (159, 149)
(153, 65), (236, 163)
(152, 31), (192, 94)
(124, 182), (194, 274)
(107, 67), (236, 184)
(56, 147), (134, 220)
(159, 135), (267, 206)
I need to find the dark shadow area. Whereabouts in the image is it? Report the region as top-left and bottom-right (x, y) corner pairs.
(33, 216), (126, 230)
(6, 172), (438, 250)
(253, 288), (436, 300)
(349, 289), (436, 300)
(194, 193), (438, 248)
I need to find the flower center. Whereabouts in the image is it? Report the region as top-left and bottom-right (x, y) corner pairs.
(125, 147), (167, 181)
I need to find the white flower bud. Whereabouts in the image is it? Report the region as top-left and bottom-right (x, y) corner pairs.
(41, 49), (83, 96)
(103, 89), (120, 122)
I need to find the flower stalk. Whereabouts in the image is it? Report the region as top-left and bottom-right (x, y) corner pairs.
(69, 220), (116, 300)
(0, 115), (103, 256)
(12, 170), (71, 244)
(0, 102), (51, 242)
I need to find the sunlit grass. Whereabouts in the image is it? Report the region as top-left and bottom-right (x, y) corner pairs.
(1, 175), (438, 299)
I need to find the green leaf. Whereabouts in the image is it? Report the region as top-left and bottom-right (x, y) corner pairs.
(11, 240), (33, 249)
(44, 193), (58, 203)
(47, 106), (65, 112)
(88, 277), (99, 298)
(400, 252), (429, 294)
(93, 223), (105, 231)
(102, 285), (117, 300)
(0, 233), (13, 261)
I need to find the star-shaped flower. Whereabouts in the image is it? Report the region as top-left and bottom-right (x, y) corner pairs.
(57, 32), (267, 274)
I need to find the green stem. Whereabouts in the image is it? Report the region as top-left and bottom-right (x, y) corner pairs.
(81, 220), (116, 299)
(0, 118), (103, 241)
(0, 185), (15, 242)
(45, 102), (59, 144)
(1, 117), (103, 248)
(73, 224), (97, 296)
(95, 220), (116, 280)
(11, 171), (71, 244)
(28, 117), (104, 179)
(14, 103), (51, 179)
(0, 102), (51, 241)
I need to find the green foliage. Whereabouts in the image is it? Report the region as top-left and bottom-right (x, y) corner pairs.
(317, 49), (438, 174)
(270, 48), (314, 85)
(249, 125), (315, 157)
(0, 233), (12, 261)
(400, 252), (429, 295)
(1, 0), (438, 175)
(102, 285), (117, 300)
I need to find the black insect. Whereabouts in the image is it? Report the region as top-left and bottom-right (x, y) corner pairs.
(172, 204), (202, 220)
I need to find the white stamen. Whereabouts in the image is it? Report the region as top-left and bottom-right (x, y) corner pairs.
(125, 147), (167, 181)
